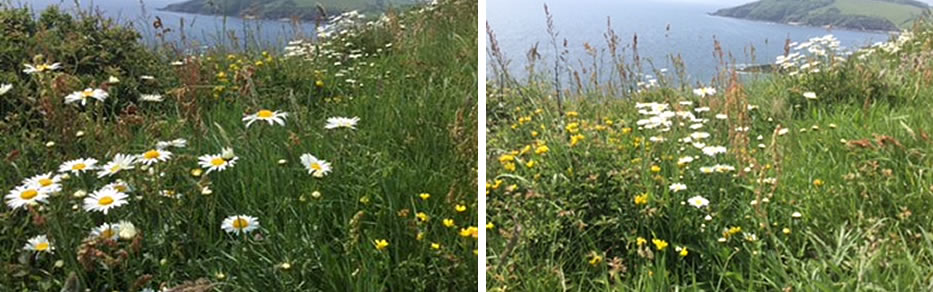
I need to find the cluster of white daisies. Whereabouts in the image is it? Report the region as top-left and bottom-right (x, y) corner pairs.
(19, 61), (166, 105)
(6, 106), (360, 254)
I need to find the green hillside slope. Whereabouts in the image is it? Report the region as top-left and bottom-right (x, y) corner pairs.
(713, 0), (929, 31)
(162, 0), (417, 20)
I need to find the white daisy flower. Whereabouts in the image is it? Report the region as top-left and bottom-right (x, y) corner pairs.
(325, 116), (360, 130)
(300, 153), (332, 177)
(23, 62), (61, 74)
(694, 107), (710, 113)
(90, 223), (121, 241)
(102, 180), (133, 193)
(803, 91), (818, 100)
(140, 94), (164, 102)
(83, 187), (129, 214)
(702, 146), (728, 157)
(5, 184), (50, 209)
(0, 83), (11, 95)
(687, 195), (710, 208)
(198, 153), (239, 174)
(156, 138), (187, 149)
(677, 156), (694, 165)
(107, 76), (120, 83)
(23, 172), (62, 193)
(97, 153), (137, 178)
(23, 235), (53, 253)
(59, 158), (98, 175)
(64, 88), (108, 106)
(221, 215), (260, 235)
(243, 109), (288, 127)
(669, 183), (687, 192)
(713, 164), (736, 173)
(138, 149), (172, 165)
(700, 166), (714, 174)
(689, 132), (710, 140)
(693, 87), (717, 97)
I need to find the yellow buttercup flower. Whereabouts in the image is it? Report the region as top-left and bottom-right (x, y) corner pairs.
(419, 193), (431, 200)
(636, 237), (647, 247)
(455, 205), (467, 212)
(570, 134), (585, 147)
(588, 253), (602, 266)
(498, 154), (515, 164)
(652, 239), (668, 251)
(634, 193), (649, 205)
(374, 239), (389, 251)
(443, 219), (455, 228)
(535, 145), (549, 155)
(813, 179), (824, 187)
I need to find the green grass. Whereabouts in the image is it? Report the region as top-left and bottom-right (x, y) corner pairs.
(487, 19), (933, 291)
(0, 0), (477, 291)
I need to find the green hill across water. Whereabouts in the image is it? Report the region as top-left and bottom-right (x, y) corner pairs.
(161, 0), (417, 21)
(712, 0), (930, 31)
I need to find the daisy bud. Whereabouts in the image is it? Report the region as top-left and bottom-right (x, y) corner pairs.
(118, 221), (137, 239)
(221, 147), (235, 160)
(45, 141), (55, 147)
(73, 190), (87, 198)
(76, 131), (85, 138)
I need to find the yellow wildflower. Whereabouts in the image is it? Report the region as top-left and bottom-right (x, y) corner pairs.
(652, 239), (668, 251)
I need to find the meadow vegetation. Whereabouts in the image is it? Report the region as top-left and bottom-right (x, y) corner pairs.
(0, 0), (477, 291)
(486, 14), (933, 291)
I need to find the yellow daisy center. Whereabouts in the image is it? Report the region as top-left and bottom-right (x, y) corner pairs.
(37, 64), (49, 71)
(143, 150), (161, 160)
(98, 196), (114, 206)
(311, 163), (322, 171)
(38, 178), (53, 187)
(110, 165), (121, 173)
(257, 110), (274, 118)
(82, 89), (94, 97)
(36, 242), (49, 251)
(73, 163), (87, 170)
(232, 218), (249, 229)
(100, 229), (115, 239)
(211, 158), (226, 167)
(20, 189), (39, 200)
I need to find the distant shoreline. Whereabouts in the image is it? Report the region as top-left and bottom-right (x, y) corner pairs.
(707, 13), (900, 35)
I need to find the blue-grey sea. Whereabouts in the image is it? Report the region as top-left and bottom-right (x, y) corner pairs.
(19, 0), (320, 50)
(488, 0), (892, 83)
